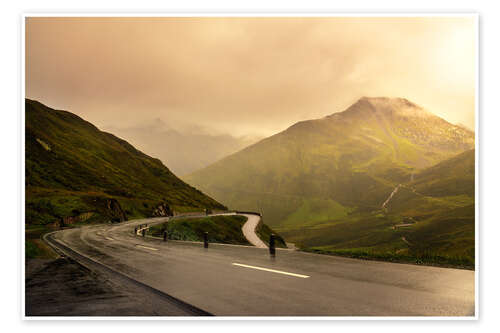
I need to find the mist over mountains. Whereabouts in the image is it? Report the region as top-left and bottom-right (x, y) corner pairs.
(104, 120), (262, 176)
(186, 97), (474, 209)
(25, 99), (225, 226)
(185, 97), (475, 265)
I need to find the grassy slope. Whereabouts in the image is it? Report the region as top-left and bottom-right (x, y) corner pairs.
(292, 150), (475, 268)
(148, 214), (286, 247)
(26, 99), (226, 229)
(255, 221), (287, 248)
(148, 215), (251, 245)
(25, 224), (59, 259)
(410, 149), (475, 197)
(186, 98), (473, 228)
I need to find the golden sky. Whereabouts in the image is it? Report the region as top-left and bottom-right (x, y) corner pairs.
(25, 17), (476, 136)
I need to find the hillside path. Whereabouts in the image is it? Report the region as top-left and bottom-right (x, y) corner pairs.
(241, 214), (268, 248)
(382, 184), (402, 209)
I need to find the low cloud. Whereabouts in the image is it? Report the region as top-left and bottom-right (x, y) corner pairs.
(26, 17), (476, 137)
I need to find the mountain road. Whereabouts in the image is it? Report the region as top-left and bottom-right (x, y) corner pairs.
(44, 216), (475, 316)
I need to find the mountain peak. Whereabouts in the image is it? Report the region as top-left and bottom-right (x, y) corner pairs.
(328, 96), (434, 120)
(356, 96), (422, 109)
(358, 96), (420, 109)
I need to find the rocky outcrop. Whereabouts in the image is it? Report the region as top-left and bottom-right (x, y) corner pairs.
(106, 199), (127, 222)
(54, 198), (127, 228)
(60, 212), (95, 226)
(83, 196), (128, 223)
(152, 203), (173, 217)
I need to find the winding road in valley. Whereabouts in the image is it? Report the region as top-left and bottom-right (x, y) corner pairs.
(44, 214), (475, 316)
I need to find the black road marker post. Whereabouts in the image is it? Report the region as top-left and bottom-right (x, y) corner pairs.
(163, 231), (167, 242)
(142, 229), (145, 237)
(269, 234), (276, 257)
(134, 227), (137, 235)
(204, 232), (209, 248)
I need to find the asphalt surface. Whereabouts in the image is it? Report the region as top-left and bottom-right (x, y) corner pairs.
(48, 216), (475, 316)
(26, 257), (208, 316)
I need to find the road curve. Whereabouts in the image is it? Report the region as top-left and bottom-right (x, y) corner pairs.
(241, 214), (268, 248)
(46, 218), (475, 316)
(138, 212), (267, 247)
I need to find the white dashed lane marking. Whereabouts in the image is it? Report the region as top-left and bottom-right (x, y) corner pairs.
(136, 245), (158, 251)
(232, 263), (310, 278)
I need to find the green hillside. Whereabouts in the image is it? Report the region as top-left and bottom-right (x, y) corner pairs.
(25, 99), (226, 228)
(410, 149), (475, 197)
(298, 150), (475, 267)
(185, 97), (473, 226)
(185, 97), (475, 267)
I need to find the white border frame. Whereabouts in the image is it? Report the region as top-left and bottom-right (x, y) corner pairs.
(20, 12), (479, 321)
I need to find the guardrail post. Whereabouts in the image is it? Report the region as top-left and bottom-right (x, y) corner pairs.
(142, 229), (145, 237)
(269, 234), (276, 257)
(204, 232), (209, 248)
(163, 231), (167, 242)
(134, 226), (137, 235)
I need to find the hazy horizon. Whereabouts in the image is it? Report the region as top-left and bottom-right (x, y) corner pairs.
(26, 17), (476, 138)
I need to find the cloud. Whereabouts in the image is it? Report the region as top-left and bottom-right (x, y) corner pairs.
(26, 17), (476, 137)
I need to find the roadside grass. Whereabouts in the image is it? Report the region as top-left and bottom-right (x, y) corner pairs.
(281, 204), (475, 269)
(303, 247), (474, 270)
(25, 225), (58, 259)
(148, 215), (251, 245)
(255, 221), (287, 248)
(407, 204), (475, 259)
(25, 240), (40, 259)
(279, 211), (400, 248)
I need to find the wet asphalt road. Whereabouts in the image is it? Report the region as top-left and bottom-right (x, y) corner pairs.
(50, 217), (475, 316)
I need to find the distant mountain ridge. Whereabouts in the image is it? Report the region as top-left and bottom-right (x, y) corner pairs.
(105, 122), (262, 176)
(25, 99), (225, 226)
